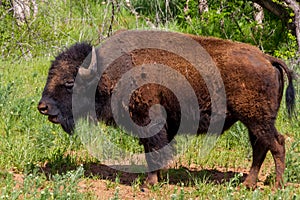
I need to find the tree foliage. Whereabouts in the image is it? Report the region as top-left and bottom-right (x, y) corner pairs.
(0, 0), (110, 60)
(129, 0), (298, 59)
(0, 0), (299, 61)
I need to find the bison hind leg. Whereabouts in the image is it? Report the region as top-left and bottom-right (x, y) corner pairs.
(243, 129), (268, 189)
(243, 124), (285, 189)
(270, 132), (285, 188)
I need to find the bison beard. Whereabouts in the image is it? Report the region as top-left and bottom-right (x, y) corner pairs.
(38, 31), (295, 189)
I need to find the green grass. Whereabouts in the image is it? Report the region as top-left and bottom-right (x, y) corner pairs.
(1, 0), (299, 199)
(0, 56), (299, 199)
(0, 166), (94, 200)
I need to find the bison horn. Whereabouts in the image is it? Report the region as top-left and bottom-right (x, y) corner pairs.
(78, 46), (97, 79)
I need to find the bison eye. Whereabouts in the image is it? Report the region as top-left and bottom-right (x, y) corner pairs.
(65, 80), (74, 92)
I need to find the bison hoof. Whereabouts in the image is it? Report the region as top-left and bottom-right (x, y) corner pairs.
(140, 171), (159, 191)
(242, 182), (257, 190)
(146, 173), (159, 185)
(242, 178), (257, 190)
(275, 181), (285, 189)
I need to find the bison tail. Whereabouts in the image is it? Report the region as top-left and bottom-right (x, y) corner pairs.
(267, 55), (296, 117)
(286, 75), (296, 117)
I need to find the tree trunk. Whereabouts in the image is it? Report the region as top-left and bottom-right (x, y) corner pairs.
(184, 0), (190, 21)
(253, 2), (264, 27)
(12, 0), (38, 24)
(252, 0), (300, 56)
(284, 0), (300, 55)
(198, 0), (208, 14)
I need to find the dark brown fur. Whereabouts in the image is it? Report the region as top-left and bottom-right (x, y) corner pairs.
(38, 32), (295, 189)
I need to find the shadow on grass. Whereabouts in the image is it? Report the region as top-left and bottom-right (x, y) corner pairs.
(165, 167), (247, 186)
(39, 157), (247, 186)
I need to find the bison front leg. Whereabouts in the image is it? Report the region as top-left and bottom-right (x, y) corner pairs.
(140, 126), (174, 187)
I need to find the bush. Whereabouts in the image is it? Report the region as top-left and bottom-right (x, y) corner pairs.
(0, 0), (105, 60)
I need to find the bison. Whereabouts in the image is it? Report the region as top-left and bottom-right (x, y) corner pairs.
(38, 30), (295, 189)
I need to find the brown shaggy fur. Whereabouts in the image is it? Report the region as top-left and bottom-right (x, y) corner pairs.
(38, 31), (295, 189)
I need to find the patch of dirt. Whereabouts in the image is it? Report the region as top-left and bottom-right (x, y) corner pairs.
(78, 163), (247, 199)
(74, 162), (300, 199)
(9, 162), (300, 200)
(11, 172), (24, 190)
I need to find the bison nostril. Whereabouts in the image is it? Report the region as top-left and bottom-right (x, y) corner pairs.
(38, 102), (48, 114)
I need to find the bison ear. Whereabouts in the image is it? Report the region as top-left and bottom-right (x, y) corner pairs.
(78, 46), (97, 79)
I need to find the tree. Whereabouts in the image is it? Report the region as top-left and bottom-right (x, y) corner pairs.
(251, 0), (300, 55)
(284, 0), (300, 56)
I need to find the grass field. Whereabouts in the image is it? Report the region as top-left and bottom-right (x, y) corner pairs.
(0, 0), (299, 199)
(0, 53), (299, 199)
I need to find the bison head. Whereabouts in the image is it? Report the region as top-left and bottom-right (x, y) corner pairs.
(38, 43), (97, 134)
